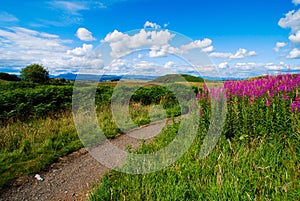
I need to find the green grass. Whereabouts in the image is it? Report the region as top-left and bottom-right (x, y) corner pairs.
(89, 122), (299, 200)
(0, 102), (180, 187)
(89, 77), (300, 200)
(0, 113), (82, 187)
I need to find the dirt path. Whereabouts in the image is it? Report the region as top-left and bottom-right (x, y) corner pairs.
(0, 120), (168, 201)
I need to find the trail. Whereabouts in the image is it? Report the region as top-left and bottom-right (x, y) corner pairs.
(0, 120), (167, 201)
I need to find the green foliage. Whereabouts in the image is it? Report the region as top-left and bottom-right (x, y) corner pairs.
(0, 85), (73, 122)
(0, 72), (20, 81)
(20, 64), (49, 83)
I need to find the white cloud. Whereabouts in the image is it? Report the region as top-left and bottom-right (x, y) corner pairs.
(0, 12), (19, 22)
(278, 9), (300, 32)
(218, 62), (229, 69)
(148, 44), (181, 57)
(274, 42), (287, 52)
(181, 38), (214, 52)
(209, 52), (232, 58)
(164, 61), (176, 68)
(103, 25), (215, 59)
(287, 48), (300, 59)
(144, 21), (161, 29)
(76, 27), (96, 41)
(103, 29), (175, 57)
(292, 0), (300, 5)
(201, 45), (214, 53)
(209, 48), (257, 59)
(67, 44), (93, 57)
(288, 30), (300, 44)
(0, 26), (104, 74)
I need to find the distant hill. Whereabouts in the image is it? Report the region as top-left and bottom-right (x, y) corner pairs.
(50, 73), (159, 81)
(152, 74), (205, 83)
(0, 72), (20, 81)
(49, 73), (242, 82)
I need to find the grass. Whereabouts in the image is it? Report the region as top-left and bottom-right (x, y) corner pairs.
(0, 112), (82, 187)
(89, 122), (299, 200)
(89, 74), (300, 200)
(0, 102), (181, 187)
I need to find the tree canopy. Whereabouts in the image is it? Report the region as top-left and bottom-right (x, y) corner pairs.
(20, 64), (49, 83)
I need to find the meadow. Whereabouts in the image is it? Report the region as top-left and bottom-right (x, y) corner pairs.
(0, 79), (185, 187)
(0, 73), (299, 200)
(90, 74), (299, 200)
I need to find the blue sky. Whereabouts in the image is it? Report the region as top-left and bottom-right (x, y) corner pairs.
(0, 0), (299, 78)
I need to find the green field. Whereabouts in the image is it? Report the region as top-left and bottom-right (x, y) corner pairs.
(0, 73), (299, 200)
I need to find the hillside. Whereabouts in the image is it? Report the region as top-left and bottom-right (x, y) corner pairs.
(152, 74), (204, 83)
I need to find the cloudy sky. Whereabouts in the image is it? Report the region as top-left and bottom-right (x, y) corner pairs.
(0, 0), (299, 78)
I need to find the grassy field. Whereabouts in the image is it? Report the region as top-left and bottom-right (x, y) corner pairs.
(90, 123), (299, 200)
(90, 74), (300, 200)
(0, 74), (299, 200)
(0, 80), (183, 187)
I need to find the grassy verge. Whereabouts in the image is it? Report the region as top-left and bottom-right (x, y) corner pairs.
(0, 113), (81, 187)
(0, 102), (181, 188)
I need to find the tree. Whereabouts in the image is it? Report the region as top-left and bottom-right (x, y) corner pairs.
(20, 64), (49, 83)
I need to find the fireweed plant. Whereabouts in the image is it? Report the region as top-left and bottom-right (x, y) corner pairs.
(90, 74), (299, 200)
(197, 73), (300, 139)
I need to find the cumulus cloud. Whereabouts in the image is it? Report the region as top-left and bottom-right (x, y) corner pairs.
(76, 27), (96, 41)
(287, 48), (300, 59)
(103, 29), (175, 57)
(67, 44), (93, 57)
(230, 48), (256, 59)
(181, 38), (214, 52)
(288, 30), (300, 44)
(218, 62), (229, 69)
(164, 61), (176, 68)
(103, 25), (214, 58)
(209, 48), (256, 59)
(0, 26), (104, 74)
(278, 9), (300, 33)
(292, 0), (300, 5)
(274, 42), (287, 52)
(144, 21), (161, 29)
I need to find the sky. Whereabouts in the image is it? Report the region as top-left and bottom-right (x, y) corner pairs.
(0, 0), (300, 78)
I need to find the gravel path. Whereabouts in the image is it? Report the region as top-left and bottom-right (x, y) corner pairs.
(0, 120), (168, 201)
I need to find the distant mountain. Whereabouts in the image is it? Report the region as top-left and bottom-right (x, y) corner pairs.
(50, 73), (159, 81)
(50, 73), (244, 82)
(50, 73), (123, 81)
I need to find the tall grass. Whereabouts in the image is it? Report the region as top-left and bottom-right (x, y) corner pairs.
(90, 126), (299, 200)
(90, 74), (300, 200)
(0, 112), (81, 187)
(0, 102), (175, 187)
